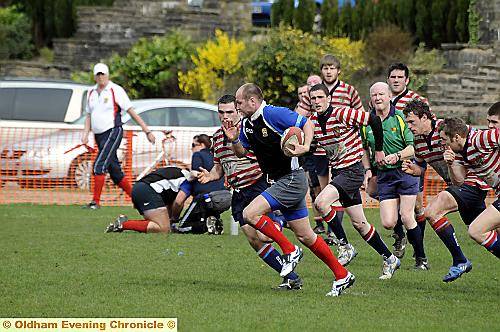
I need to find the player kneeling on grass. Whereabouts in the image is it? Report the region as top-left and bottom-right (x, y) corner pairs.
(105, 166), (193, 233)
(197, 94), (302, 290)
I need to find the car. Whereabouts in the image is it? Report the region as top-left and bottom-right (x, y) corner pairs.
(0, 99), (220, 190)
(0, 78), (91, 123)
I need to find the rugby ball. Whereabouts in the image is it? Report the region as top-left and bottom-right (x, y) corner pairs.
(281, 127), (304, 157)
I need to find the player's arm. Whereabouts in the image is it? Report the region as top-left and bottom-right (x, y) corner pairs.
(362, 148), (373, 190)
(402, 157), (426, 176)
(197, 163), (224, 184)
(222, 120), (249, 158)
(81, 113), (91, 144)
(444, 146), (466, 185)
(385, 145), (415, 165)
(366, 113), (385, 164)
(289, 118), (313, 156)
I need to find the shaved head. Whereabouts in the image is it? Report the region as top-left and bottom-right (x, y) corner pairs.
(307, 75), (322, 87)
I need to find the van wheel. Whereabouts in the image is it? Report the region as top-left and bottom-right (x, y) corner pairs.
(68, 155), (93, 190)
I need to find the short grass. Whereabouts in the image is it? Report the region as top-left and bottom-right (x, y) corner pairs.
(0, 204), (498, 331)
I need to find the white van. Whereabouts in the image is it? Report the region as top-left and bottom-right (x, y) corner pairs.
(0, 79), (92, 124)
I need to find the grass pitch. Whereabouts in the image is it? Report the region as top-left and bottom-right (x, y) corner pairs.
(0, 204), (498, 331)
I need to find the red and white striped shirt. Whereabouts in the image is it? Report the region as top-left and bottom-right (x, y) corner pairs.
(212, 127), (262, 190)
(311, 106), (370, 169)
(314, 80), (364, 157)
(457, 128), (500, 195)
(391, 89), (431, 112)
(414, 119), (489, 189)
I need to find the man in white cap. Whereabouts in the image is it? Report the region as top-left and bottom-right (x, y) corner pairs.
(81, 62), (155, 209)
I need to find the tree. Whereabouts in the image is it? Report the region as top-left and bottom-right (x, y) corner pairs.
(321, 0), (339, 37)
(431, 0), (448, 47)
(282, 0), (295, 27)
(415, 0), (432, 46)
(396, 0), (416, 34)
(0, 5), (33, 59)
(294, 0), (316, 32)
(271, 0), (283, 27)
(456, 0), (469, 43)
(338, 1), (352, 37)
(446, 0), (458, 43)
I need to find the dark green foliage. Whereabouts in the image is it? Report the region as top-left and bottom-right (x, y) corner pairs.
(72, 32), (193, 99)
(0, 5), (33, 59)
(415, 0), (432, 45)
(456, 0), (469, 42)
(321, 0), (339, 36)
(244, 26), (323, 108)
(12, 0), (114, 49)
(294, 0), (316, 33)
(431, 0), (448, 47)
(270, 0), (283, 27)
(338, 1), (352, 37)
(446, 0), (458, 43)
(282, 0), (295, 27)
(396, 0), (416, 34)
(363, 24), (413, 75)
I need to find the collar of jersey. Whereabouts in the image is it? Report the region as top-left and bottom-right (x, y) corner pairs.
(93, 81), (113, 92)
(251, 100), (267, 121)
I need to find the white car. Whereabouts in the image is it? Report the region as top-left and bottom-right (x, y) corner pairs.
(0, 99), (220, 189)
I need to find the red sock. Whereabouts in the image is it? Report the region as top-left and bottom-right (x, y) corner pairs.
(255, 215), (295, 254)
(308, 236), (348, 280)
(416, 213), (426, 224)
(122, 220), (149, 233)
(93, 174), (106, 204)
(118, 177), (132, 197)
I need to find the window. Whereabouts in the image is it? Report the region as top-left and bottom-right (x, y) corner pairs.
(0, 89), (16, 120)
(12, 88), (72, 122)
(126, 107), (173, 126)
(175, 107), (217, 127)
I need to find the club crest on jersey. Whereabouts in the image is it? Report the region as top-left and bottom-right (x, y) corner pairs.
(262, 128), (268, 137)
(391, 127), (397, 132)
(104, 97), (109, 103)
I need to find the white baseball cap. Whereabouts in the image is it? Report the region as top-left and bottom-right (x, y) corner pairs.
(93, 63), (109, 75)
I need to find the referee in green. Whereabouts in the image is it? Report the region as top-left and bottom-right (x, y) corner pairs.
(361, 82), (428, 270)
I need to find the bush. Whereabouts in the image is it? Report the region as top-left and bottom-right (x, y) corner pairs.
(408, 43), (446, 93)
(363, 24), (413, 75)
(39, 47), (54, 63)
(0, 6), (33, 60)
(72, 31), (193, 99)
(243, 25), (365, 108)
(178, 30), (245, 103)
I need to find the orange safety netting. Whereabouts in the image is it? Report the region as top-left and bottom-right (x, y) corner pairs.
(0, 124), (496, 207)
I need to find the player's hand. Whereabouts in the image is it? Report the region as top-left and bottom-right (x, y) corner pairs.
(196, 167), (211, 184)
(286, 141), (310, 157)
(402, 160), (419, 175)
(222, 120), (239, 142)
(374, 151), (386, 166)
(146, 132), (156, 144)
(81, 133), (89, 145)
(384, 153), (399, 165)
(443, 146), (455, 165)
(362, 169), (372, 190)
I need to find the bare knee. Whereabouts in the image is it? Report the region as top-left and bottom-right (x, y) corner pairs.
(467, 223), (482, 244)
(314, 196), (329, 215)
(243, 208), (259, 226)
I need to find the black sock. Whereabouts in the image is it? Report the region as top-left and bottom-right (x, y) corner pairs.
(407, 226), (426, 258)
(325, 210), (348, 245)
(435, 223), (467, 266)
(394, 215), (405, 238)
(364, 225), (392, 260)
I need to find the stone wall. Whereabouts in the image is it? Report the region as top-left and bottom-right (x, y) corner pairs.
(426, 43), (500, 125)
(0, 61), (71, 79)
(53, 0), (251, 71)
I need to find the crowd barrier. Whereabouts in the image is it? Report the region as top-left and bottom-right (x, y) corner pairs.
(0, 124), (496, 207)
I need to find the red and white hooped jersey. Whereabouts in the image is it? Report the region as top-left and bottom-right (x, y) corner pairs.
(311, 106), (370, 169)
(391, 89), (431, 112)
(212, 127), (263, 190)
